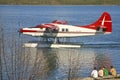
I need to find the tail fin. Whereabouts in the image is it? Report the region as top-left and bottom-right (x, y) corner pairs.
(85, 12), (112, 34)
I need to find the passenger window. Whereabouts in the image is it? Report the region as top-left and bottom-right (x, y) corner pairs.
(66, 29), (68, 32)
(62, 28), (64, 32)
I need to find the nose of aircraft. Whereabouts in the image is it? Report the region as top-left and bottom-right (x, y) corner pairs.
(19, 28), (23, 33)
(17, 28), (23, 37)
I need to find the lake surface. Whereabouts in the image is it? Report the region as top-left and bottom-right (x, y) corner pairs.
(0, 5), (120, 80)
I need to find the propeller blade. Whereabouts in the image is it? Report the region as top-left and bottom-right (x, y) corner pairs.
(17, 28), (22, 37)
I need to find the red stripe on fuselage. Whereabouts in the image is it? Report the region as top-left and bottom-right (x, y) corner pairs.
(20, 30), (37, 33)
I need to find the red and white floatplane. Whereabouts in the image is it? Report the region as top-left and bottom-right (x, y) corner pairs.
(19, 12), (112, 48)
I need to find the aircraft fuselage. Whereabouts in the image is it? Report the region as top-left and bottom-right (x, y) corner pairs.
(21, 24), (105, 37)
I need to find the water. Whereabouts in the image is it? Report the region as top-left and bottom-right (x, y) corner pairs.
(0, 5), (120, 80)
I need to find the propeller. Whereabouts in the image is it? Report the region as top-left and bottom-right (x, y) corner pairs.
(17, 28), (22, 37)
(17, 22), (22, 37)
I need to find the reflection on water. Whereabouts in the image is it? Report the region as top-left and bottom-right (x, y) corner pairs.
(24, 48), (59, 80)
(23, 47), (118, 80)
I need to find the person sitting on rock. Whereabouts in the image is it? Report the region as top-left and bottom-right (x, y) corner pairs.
(91, 67), (98, 78)
(103, 66), (109, 76)
(110, 66), (117, 76)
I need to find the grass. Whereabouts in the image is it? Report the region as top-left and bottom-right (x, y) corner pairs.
(0, 0), (120, 5)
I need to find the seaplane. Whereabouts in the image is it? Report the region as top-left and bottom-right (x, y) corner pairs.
(19, 12), (112, 48)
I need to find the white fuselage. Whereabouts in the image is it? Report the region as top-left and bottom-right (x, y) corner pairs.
(22, 23), (101, 37)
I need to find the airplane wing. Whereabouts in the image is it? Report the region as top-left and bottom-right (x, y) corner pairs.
(36, 20), (68, 29)
(35, 23), (59, 37)
(51, 20), (67, 24)
(36, 23), (59, 30)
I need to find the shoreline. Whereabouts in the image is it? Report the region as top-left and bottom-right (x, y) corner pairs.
(0, 0), (120, 6)
(0, 4), (119, 6)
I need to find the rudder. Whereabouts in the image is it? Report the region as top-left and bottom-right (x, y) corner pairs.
(84, 12), (112, 34)
(96, 12), (112, 33)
